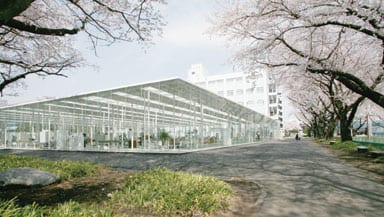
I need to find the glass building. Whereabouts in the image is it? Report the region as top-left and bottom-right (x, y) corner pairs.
(0, 78), (279, 152)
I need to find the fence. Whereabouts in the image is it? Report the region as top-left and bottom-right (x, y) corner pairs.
(353, 136), (384, 150)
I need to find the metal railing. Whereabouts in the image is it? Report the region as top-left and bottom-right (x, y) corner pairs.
(353, 136), (384, 150)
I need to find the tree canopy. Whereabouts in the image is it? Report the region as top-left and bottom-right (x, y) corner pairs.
(212, 0), (384, 108)
(0, 0), (165, 96)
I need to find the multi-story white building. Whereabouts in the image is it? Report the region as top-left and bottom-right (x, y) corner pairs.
(187, 64), (283, 128)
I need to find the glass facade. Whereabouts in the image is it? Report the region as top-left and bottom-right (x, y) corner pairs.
(0, 78), (279, 152)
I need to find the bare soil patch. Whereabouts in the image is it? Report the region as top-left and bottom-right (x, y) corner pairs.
(0, 169), (127, 207)
(0, 169), (260, 216)
(218, 178), (262, 217)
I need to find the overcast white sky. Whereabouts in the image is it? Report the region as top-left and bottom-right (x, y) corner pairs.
(3, 0), (234, 105)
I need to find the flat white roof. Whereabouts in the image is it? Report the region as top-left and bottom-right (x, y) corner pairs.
(0, 78), (278, 127)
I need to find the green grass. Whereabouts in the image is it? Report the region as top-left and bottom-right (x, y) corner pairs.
(330, 140), (379, 152)
(0, 155), (233, 216)
(0, 199), (114, 217)
(46, 201), (114, 217)
(316, 138), (379, 152)
(112, 168), (233, 216)
(0, 199), (42, 217)
(0, 154), (103, 179)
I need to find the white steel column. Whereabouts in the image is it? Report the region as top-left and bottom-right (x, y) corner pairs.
(173, 94), (176, 150)
(142, 89), (146, 149)
(147, 90), (151, 148)
(4, 127), (7, 147)
(120, 105), (124, 148)
(48, 105), (51, 149)
(107, 103), (111, 149)
(193, 100), (196, 148)
(131, 103), (134, 149)
(200, 103), (204, 148)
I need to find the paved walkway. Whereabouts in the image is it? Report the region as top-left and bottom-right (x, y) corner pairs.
(2, 139), (384, 216)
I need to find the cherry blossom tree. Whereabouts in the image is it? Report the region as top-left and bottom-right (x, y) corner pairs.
(286, 73), (335, 139)
(0, 0), (165, 96)
(283, 61), (367, 141)
(212, 0), (384, 108)
(291, 93), (333, 139)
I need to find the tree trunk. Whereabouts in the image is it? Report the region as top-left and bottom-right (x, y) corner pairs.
(340, 118), (352, 141)
(326, 120), (336, 140)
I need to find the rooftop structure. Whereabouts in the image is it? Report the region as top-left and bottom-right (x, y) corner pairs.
(0, 78), (279, 153)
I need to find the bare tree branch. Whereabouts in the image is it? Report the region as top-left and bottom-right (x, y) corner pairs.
(0, 0), (164, 96)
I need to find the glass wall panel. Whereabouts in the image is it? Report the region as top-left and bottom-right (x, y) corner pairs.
(0, 79), (280, 152)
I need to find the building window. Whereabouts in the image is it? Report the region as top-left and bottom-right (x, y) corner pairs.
(269, 84), (276, 93)
(246, 88), (253, 95)
(208, 80), (216, 85)
(236, 89), (244, 95)
(257, 99), (264, 105)
(226, 78), (236, 83)
(196, 82), (205, 86)
(227, 90), (234, 96)
(217, 91), (224, 96)
(256, 87), (264, 93)
(247, 100), (255, 107)
(269, 95), (277, 104)
(208, 79), (223, 86)
(270, 106), (277, 116)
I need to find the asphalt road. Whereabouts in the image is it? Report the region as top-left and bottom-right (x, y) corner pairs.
(2, 139), (384, 217)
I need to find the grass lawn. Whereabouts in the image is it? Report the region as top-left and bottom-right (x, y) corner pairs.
(0, 155), (233, 217)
